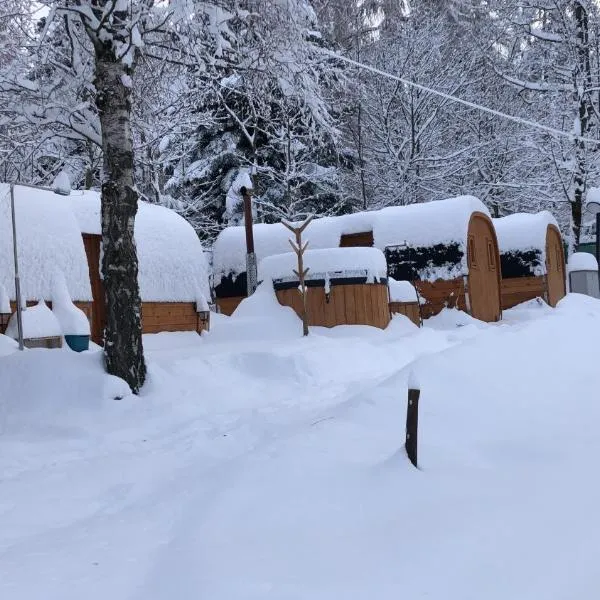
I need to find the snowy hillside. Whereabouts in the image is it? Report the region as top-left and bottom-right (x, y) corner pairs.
(1, 292), (600, 599)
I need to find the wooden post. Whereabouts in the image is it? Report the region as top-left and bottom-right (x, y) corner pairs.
(282, 215), (314, 336)
(405, 387), (420, 468)
(241, 186), (257, 296)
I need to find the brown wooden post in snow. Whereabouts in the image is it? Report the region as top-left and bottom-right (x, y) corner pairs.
(406, 387), (420, 468)
(282, 215), (314, 336)
(241, 186), (257, 296)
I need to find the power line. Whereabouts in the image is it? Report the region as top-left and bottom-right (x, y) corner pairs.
(319, 48), (600, 146)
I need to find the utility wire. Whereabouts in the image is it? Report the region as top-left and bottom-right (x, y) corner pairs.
(319, 48), (600, 146)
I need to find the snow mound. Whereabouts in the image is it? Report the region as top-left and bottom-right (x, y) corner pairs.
(52, 171), (71, 196)
(0, 184), (93, 302)
(424, 307), (485, 330)
(5, 301), (62, 340)
(568, 252), (598, 272)
(388, 277), (418, 302)
(0, 350), (131, 437)
(0, 333), (17, 356)
(51, 272), (90, 336)
(259, 247), (388, 283)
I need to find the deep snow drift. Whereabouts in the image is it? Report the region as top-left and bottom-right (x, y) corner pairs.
(1, 293), (600, 599)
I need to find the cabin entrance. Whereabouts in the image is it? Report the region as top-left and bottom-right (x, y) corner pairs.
(546, 225), (567, 307)
(467, 214), (501, 322)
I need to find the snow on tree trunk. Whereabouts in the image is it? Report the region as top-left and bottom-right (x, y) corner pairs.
(94, 43), (146, 393)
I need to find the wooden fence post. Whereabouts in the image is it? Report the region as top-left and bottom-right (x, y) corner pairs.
(405, 387), (420, 468)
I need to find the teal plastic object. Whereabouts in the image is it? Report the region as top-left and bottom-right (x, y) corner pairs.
(64, 334), (90, 352)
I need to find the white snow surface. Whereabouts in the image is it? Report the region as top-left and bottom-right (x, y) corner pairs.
(568, 251), (598, 272)
(493, 211), (560, 269)
(388, 277), (418, 302)
(52, 171), (71, 195)
(259, 247), (388, 282)
(0, 184), (92, 302)
(5, 300), (62, 340)
(213, 195), (489, 280)
(61, 190), (210, 302)
(2, 293), (600, 599)
(0, 283), (10, 313)
(51, 273), (91, 336)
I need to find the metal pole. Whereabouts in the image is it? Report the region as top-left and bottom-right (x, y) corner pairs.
(10, 184), (24, 350)
(242, 186), (257, 296)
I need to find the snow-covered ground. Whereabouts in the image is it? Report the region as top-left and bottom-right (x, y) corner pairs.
(1, 291), (600, 599)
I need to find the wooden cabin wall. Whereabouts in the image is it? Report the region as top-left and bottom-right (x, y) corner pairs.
(500, 276), (547, 310)
(141, 302), (208, 334)
(389, 301), (421, 326)
(339, 231), (374, 247)
(216, 296), (245, 316)
(414, 279), (467, 318)
(276, 283), (390, 329)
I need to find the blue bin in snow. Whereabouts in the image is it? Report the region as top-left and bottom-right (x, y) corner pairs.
(64, 334), (90, 352)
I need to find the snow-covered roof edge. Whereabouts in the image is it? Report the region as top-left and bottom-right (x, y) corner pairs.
(493, 211), (561, 254)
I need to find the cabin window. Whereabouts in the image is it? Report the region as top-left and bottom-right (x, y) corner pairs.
(487, 240), (496, 270)
(468, 236), (477, 268)
(555, 247), (561, 271)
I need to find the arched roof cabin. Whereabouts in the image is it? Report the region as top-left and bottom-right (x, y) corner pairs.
(494, 212), (566, 309)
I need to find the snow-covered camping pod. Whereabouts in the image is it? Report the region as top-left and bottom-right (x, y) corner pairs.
(213, 195), (502, 322)
(493, 212), (566, 309)
(0, 184), (93, 335)
(371, 197), (502, 322)
(260, 248), (391, 329)
(60, 190), (210, 344)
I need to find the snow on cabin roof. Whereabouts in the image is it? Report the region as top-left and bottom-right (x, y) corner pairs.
(213, 195), (490, 279)
(493, 211), (560, 254)
(372, 195), (490, 250)
(0, 184), (93, 302)
(259, 247), (388, 283)
(61, 191), (210, 302)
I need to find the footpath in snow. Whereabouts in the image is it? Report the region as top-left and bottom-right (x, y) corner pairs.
(1, 292), (600, 599)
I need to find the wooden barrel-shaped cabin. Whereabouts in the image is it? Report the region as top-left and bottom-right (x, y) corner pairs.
(212, 196), (502, 322)
(0, 184), (93, 335)
(59, 191), (211, 344)
(371, 197), (502, 322)
(493, 212), (566, 309)
(259, 247), (391, 329)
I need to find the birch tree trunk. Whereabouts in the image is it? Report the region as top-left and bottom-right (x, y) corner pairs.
(94, 41), (146, 393)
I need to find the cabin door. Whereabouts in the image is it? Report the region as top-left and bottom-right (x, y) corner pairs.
(545, 226), (567, 307)
(467, 214), (501, 322)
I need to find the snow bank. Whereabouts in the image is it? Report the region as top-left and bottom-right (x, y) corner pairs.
(0, 184), (93, 302)
(213, 196), (489, 281)
(388, 277), (418, 302)
(62, 190), (210, 302)
(259, 247), (387, 283)
(5, 301), (62, 340)
(568, 252), (598, 272)
(0, 333), (17, 356)
(0, 350), (131, 437)
(52, 273), (91, 336)
(493, 211), (560, 264)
